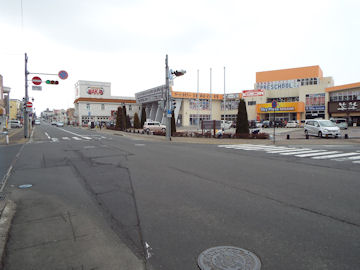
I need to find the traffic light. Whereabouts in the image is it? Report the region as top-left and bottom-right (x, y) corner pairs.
(45, 80), (59, 85)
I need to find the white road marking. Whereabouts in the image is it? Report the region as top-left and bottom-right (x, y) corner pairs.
(44, 132), (51, 139)
(51, 138), (59, 142)
(280, 149), (327, 156)
(135, 144), (145, 146)
(72, 137), (81, 140)
(266, 148), (302, 153)
(353, 161), (360, 164)
(62, 137), (70, 140)
(57, 128), (93, 139)
(295, 151), (340, 158)
(83, 137), (92, 140)
(312, 152), (360, 160)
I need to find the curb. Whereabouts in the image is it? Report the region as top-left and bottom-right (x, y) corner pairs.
(0, 200), (16, 269)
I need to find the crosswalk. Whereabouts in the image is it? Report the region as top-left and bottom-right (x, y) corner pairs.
(218, 144), (360, 164)
(34, 135), (107, 144)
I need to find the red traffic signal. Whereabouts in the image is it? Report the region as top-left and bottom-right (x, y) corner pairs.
(46, 80), (59, 85)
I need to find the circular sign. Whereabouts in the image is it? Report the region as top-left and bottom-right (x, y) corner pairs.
(32, 76), (42, 85)
(26, 102), (33, 108)
(271, 100), (278, 109)
(58, 70), (68, 80)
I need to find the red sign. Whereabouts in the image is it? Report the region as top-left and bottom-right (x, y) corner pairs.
(87, 87), (104, 95)
(242, 89), (264, 97)
(26, 102), (33, 108)
(32, 76), (42, 85)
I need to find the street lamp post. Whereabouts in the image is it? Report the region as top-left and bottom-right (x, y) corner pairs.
(165, 55), (185, 141)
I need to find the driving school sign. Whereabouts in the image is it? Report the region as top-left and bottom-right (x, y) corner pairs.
(135, 85), (166, 103)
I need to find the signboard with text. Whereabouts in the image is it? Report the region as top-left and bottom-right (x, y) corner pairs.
(242, 89), (264, 98)
(328, 101), (359, 113)
(135, 85), (166, 103)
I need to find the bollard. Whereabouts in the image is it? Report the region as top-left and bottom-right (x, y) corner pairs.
(6, 134), (9, 145)
(306, 134), (309, 139)
(286, 134), (290, 140)
(345, 134), (348, 139)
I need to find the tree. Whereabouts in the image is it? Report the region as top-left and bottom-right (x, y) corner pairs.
(140, 107), (146, 128)
(171, 110), (176, 135)
(115, 106), (123, 130)
(126, 115), (131, 128)
(236, 99), (249, 134)
(122, 105), (127, 129)
(133, 112), (140, 129)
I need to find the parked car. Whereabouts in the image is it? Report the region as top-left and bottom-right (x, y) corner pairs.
(330, 118), (348, 130)
(262, 120), (270, 128)
(56, 122), (64, 127)
(9, 120), (22, 128)
(285, 120), (298, 128)
(51, 121), (57, 125)
(143, 121), (166, 132)
(304, 119), (340, 138)
(35, 119), (41, 125)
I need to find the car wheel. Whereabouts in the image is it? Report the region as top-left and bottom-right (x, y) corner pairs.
(145, 128), (150, 132)
(318, 131), (322, 138)
(161, 128), (166, 132)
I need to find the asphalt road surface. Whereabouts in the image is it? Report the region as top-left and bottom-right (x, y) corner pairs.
(3, 122), (360, 269)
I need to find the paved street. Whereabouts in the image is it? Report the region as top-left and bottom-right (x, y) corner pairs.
(1, 122), (360, 269)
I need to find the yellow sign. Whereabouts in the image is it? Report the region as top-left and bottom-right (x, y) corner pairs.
(256, 102), (305, 113)
(171, 91), (243, 100)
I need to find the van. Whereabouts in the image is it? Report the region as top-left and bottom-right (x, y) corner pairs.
(143, 121), (166, 132)
(330, 118), (348, 130)
(9, 120), (22, 128)
(304, 119), (340, 138)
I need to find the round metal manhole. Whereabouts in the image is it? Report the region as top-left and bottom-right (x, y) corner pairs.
(198, 246), (261, 270)
(18, 184), (33, 189)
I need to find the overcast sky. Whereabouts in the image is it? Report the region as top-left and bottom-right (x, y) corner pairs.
(1, 0), (359, 113)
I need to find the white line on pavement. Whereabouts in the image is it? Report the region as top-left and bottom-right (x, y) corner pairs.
(45, 132), (51, 139)
(51, 138), (59, 142)
(62, 137), (70, 140)
(279, 150), (326, 156)
(82, 137), (92, 140)
(295, 151), (340, 158)
(58, 128), (92, 139)
(312, 152), (360, 160)
(72, 137), (81, 140)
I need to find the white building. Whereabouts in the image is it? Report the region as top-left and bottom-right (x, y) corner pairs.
(74, 80), (138, 125)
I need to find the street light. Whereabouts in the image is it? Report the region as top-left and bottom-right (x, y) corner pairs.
(165, 55), (185, 141)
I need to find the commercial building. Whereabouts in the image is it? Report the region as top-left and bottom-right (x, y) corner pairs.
(74, 80), (138, 125)
(326, 82), (360, 125)
(243, 65), (334, 122)
(9, 99), (22, 120)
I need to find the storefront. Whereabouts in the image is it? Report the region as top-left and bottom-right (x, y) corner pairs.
(256, 102), (305, 121)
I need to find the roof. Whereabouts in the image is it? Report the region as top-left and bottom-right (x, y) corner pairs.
(256, 65), (323, 83)
(74, 97), (136, 104)
(325, 82), (360, 92)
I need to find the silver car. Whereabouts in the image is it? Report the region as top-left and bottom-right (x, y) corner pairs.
(304, 119), (340, 138)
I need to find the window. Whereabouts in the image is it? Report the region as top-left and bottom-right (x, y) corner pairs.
(86, 104), (90, 110)
(129, 105), (132, 111)
(248, 101), (256, 106)
(101, 104), (105, 110)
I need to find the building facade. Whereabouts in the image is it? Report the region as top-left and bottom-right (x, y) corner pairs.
(74, 80), (138, 125)
(326, 82), (360, 125)
(9, 99), (22, 120)
(243, 65), (334, 122)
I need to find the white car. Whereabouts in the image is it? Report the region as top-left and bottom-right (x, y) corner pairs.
(35, 119), (41, 125)
(304, 119), (340, 138)
(143, 121), (166, 132)
(9, 120), (22, 128)
(56, 122), (64, 127)
(286, 120), (298, 128)
(221, 120), (233, 130)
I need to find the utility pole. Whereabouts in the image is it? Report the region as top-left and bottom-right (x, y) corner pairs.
(165, 55), (171, 140)
(210, 68), (212, 120)
(223, 66), (226, 119)
(197, 69), (200, 129)
(24, 53), (29, 138)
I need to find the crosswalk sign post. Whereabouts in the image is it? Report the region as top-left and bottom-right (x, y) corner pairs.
(272, 100), (277, 144)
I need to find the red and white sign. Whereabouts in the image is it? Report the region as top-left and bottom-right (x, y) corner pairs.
(26, 102), (33, 108)
(242, 89), (265, 97)
(32, 76), (42, 85)
(87, 87), (104, 95)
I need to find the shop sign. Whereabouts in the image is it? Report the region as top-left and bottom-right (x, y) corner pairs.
(257, 102), (305, 113)
(306, 105), (325, 111)
(328, 101), (359, 113)
(243, 89), (264, 97)
(260, 106), (295, 112)
(171, 91), (224, 100)
(224, 93), (240, 99)
(136, 85), (166, 103)
(87, 87), (104, 95)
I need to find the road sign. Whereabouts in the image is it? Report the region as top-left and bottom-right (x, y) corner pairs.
(32, 85), (42, 91)
(26, 101), (33, 108)
(272, 100), (278, 108)
(32, 76), (42, 85)
(58, 70), (68, 80)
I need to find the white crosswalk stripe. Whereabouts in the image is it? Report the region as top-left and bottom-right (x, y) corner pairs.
(72, 137), (82, 140)
(62, 137), (70, 140)
(83, 136), (92, 140)
(218, 144), (360, 164)
(51, 138), (59, 142)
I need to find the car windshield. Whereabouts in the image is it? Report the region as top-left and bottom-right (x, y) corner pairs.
(319, 120), (337, 127)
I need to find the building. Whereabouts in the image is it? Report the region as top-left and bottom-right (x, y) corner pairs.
(66, 108), (75, 124)
(41, 108), (54, 122)
(135, 85), (242, 127)
(0, 74), (11, 131)
(326, 82), (360, 125)
(243, 65), (334, 122)
(9, 99), (22, 120)
(74, 80), (138, 125)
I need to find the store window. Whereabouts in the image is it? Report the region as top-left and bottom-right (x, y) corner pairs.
(189, 99), (210, 110)
(189, 114), (210, 125)
(248, 101), (256, 106)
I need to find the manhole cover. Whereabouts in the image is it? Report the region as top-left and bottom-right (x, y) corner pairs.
(18, 184), (33, 189)
(198, 246), (261, 270)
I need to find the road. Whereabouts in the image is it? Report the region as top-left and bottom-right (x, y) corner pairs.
(2, 122), (360, 269)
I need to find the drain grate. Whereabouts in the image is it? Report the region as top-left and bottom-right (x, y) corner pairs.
(198, 246), (261, 270)
(18, 184), (33, 189)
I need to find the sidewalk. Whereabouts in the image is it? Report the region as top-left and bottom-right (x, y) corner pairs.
(0, 128), (28, 146)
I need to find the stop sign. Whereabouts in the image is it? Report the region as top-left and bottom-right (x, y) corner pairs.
(26, 102), (33, 108)
(32, 76), (42, 85)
